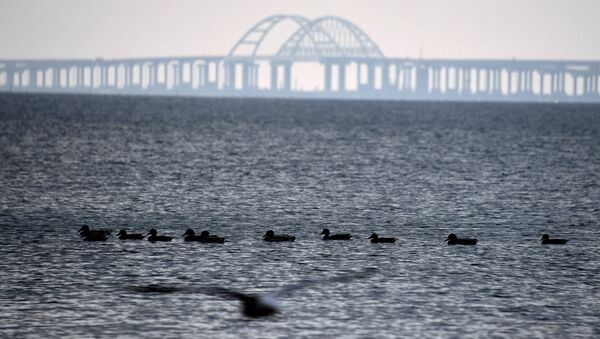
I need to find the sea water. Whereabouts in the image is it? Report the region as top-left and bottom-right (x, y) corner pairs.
(0, 94), (599, 338)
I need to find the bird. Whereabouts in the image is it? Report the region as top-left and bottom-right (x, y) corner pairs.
(116, 229), (144, 240)
(320, 228), (352, 240)
(78, 224), (111, 237)
(182, 229), (225, 243)
(147, 228), (173, 242)
(541, 234), (568, 245)
(130, 268), (375, 318)
(82, 233), (108, 241)
(263, 230), (295, 242)
(368, 233), (397, 243)
(445, 233), (477, 245)
(79, 224), (110, 241)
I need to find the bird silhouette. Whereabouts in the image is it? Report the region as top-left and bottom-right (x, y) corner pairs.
(320, 228), (352, 240)
(116, 229), (144, 240)
(541, 234), (568, 245)
(368, 233), (397, 243)
(183, 229), (225, 243)
(263, 230), (296, 242)
(130, 268), (375, 318)
(445, 233), (477, 245)
(147, 228), (173, 242)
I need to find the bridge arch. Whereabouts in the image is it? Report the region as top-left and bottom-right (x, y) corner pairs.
(228, 15), (310, 57)
(276, 16), (384, 59)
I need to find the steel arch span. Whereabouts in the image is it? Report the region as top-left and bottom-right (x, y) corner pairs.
(277, 16), (384, 59)
(228, 15), (310, 57)
(228, 15), (384, 59)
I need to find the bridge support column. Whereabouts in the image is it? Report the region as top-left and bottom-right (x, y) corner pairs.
(53, 67), (60, 88)
(402, 66), (412, 92)
(29, 68), (37, 89)
(366, 62), (376, 91)
(463, 68), (471, 94)
(283, 62), (292, 92)
(416, 65), (428, 95)
(199, 64), (207, 88)
(6, 65), (14, 90)
(338, 62), (346, 92)
(323, 62), (332, 92)
(270, 63), (278, 91)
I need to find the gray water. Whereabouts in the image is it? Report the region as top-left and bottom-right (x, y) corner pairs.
(1, 93), (599, 338)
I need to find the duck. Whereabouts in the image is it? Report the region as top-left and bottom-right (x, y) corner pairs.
(263, 230), (296, 242)
(82, 233), (108, 241)
(116, 229), (144, 240)
(368, 233), (397, 243)
(147, 228), (173, 242)
(78, 224), (111, 237)
(445, 233), (477, 245)
(320, 228), (352, 240)
(541, 234), (568, 245)
(183, 229), (225, 243)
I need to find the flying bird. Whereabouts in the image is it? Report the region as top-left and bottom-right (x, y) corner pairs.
(130, 268), (375, 318)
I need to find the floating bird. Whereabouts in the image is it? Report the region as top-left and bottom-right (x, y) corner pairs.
(320, 228), (352, 240)
(368, 233), (397, 243)
(263, 230), (296, 242)
(445, 233), (477, 245)
(116, 229), (144, 240)
(541, 234), (568, 245)
(78, 224), (111, 237)
(183, 229), (225, 243)
(82, 233), (108, 241)
(131, 268), (375, 318)
(147, 228), (173, 242)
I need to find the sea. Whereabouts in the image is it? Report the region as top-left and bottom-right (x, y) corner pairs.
(0, 93), (599, 338)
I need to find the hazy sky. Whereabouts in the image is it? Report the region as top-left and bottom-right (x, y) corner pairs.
(1, 0), (599, 60)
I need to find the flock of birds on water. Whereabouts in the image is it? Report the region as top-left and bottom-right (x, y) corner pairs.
(79, 224), (569, 245)
(78, 224), (569, 318)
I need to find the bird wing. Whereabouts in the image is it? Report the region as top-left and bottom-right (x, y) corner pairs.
(272, 267), (376, 298)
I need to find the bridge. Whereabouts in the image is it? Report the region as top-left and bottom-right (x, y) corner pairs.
(1, 15), (599, 102)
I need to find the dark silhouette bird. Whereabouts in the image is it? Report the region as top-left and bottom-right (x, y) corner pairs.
(183, 229), (225, 243)
(368, 233), (397, 243)
(82, 233), (108, 241)
(445, 233), (477, 245)
(541, 234), (568, 245)
(147, 228), (173, 242)
(79, 224), (110, 241)
(78, 224), (111, 237)
(263, 230), (295, 242)
(320, 228), (352, 240)
(116, 229), (144, 240)
(130, 268), (375, 318)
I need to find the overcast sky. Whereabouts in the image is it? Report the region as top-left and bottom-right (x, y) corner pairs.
(1, 0), (599, 60)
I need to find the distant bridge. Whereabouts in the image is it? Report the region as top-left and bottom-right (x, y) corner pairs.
(1, 15), (599, 102)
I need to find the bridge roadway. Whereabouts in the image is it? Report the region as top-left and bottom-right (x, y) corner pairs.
(1, 56), (599, 102)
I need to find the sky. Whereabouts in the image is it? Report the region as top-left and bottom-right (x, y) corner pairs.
(0, 0), (599, 60)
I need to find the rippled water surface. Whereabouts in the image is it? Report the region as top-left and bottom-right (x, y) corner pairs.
(1, 94), (600, 338)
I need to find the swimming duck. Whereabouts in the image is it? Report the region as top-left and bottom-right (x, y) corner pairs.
(263, 230), (296, 242)
(445, 233), (477, 245)
(541, 234), (568, 245)
(147, 228), (173, 242)
(368, 233), (397, 243)
(320, 228), (352, 240)
(82, 233), (108, 241)
(78, 224), (111, 237)
(116, 229), (144, 240)
(183, 229), (225, 243)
